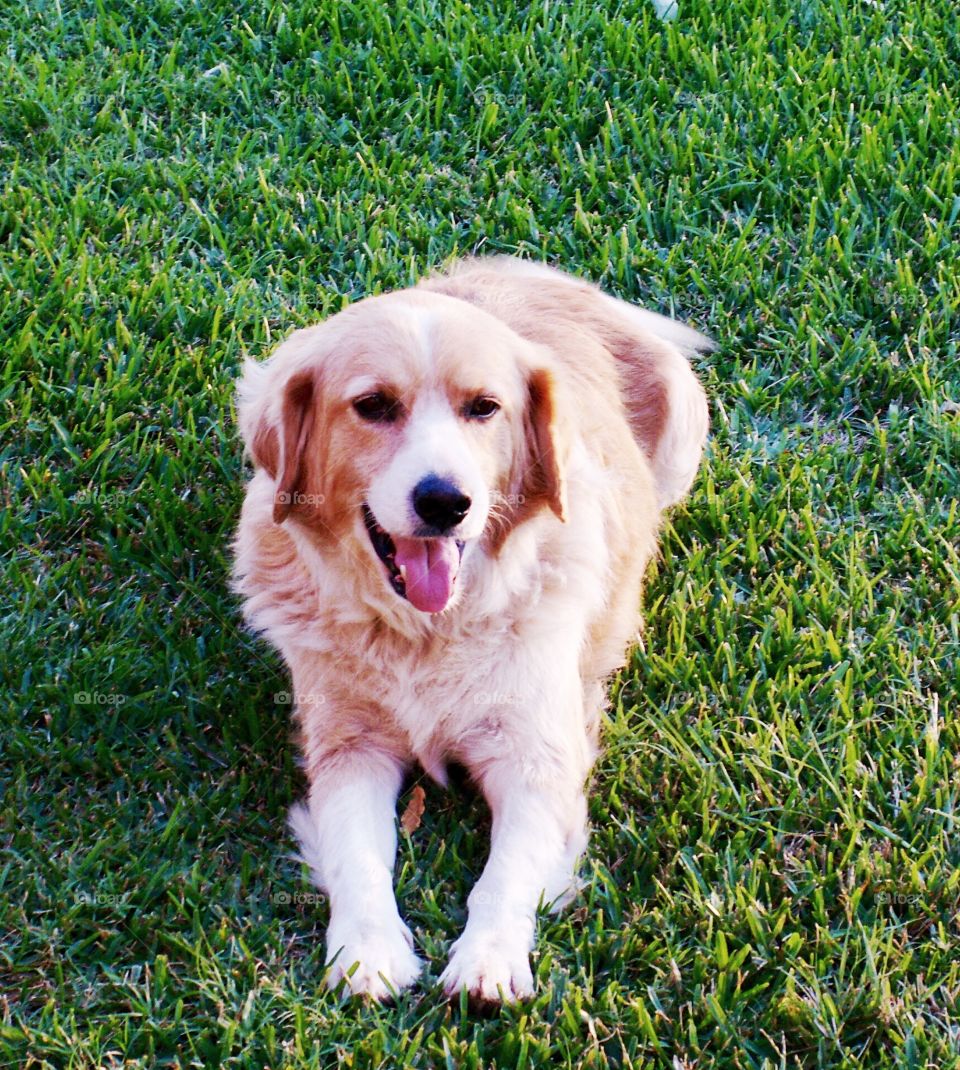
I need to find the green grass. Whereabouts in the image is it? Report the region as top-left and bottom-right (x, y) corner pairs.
(2, 0), (959, 1065)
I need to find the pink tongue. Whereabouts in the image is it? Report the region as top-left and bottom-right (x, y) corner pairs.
(393, 537), (460, 614)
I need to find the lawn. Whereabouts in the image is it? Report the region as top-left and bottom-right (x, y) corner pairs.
(2, 0), (959, 1066)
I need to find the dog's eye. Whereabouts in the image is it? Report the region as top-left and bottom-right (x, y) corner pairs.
(353, 393), (400, 423)
(465, 395), (501, 420)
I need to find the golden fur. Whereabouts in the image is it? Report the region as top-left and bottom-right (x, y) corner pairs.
(232, 257), (710, 1002)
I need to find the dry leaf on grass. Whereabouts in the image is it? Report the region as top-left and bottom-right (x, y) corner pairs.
(400, 785), (426, 834)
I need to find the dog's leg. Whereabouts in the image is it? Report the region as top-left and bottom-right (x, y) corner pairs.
(288, 749), (422, 1000)
(440, 753), (589, 1002)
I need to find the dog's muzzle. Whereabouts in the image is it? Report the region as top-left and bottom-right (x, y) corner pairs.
(362, 503), (465, 614)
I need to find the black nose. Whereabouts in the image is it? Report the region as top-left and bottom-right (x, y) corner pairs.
(412, 475), (471, 531)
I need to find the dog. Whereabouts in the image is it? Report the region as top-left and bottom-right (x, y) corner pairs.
(232, 257), (710, 1002)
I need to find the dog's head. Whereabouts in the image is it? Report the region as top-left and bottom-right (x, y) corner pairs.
(237, 291), (567, 615)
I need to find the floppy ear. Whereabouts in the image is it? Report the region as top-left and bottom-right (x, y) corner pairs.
(241, 367), (318, 524)
(519, 367), (567, 523)
(270, 371), (316, 523)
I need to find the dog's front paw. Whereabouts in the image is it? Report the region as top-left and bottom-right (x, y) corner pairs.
(324, 917), (422, 1001)
(440, 925), (535, 1003)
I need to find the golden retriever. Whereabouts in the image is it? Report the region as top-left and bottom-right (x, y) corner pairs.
(232, 257), (710, 1002)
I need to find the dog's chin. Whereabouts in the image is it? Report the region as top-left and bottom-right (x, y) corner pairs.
(362, 503), (467, 615)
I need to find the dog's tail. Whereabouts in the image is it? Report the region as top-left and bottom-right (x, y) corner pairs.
(601, 300), (713, 511)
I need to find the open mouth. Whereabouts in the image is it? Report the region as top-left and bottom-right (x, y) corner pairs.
(362, 503), (464, 614)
